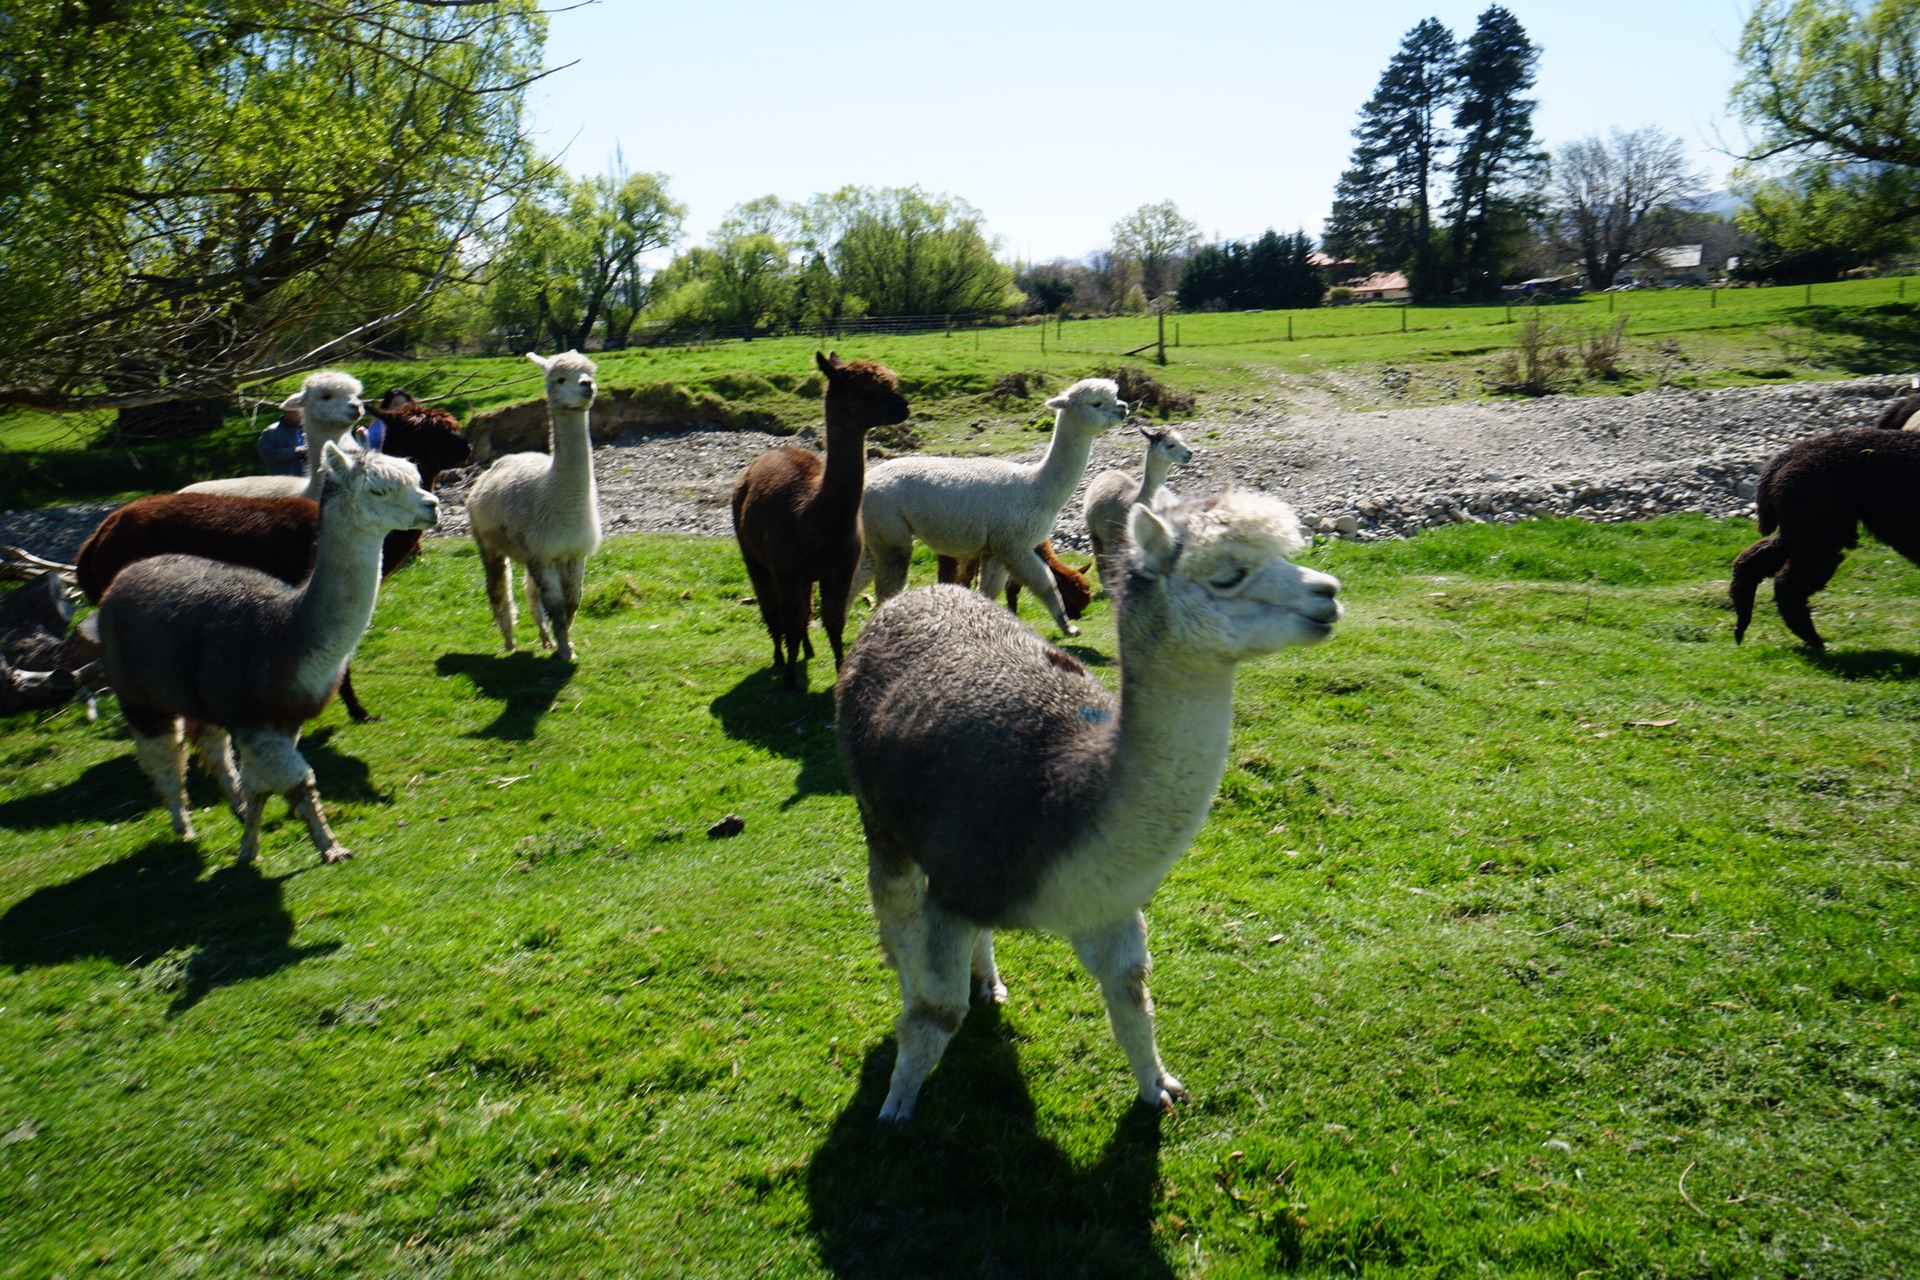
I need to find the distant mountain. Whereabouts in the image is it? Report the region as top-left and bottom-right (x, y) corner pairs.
(1684, 190), (1741, 217)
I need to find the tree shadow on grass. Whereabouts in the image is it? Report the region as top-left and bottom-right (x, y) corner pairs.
(1803, 302), (1920, 375)
(434, 651), (575, 739)
(1807, 648), (1920, 682)
(806, 1003), (1173, 1280)
(708, 669), (845, 806)
(0, 840), (335, 1013)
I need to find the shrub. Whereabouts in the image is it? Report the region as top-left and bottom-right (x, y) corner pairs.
(1484, 311), (1574, 396)
(1091, 366), (1196, 418)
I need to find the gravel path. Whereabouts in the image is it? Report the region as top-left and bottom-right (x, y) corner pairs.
(6, 375), (1913, 564)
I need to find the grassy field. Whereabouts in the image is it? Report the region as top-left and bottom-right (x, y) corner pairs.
(1, 517), (1915, 1277)
(7, 277), (1920, 509)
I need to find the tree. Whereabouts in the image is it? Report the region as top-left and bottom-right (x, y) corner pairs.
(1176, 231), (1323, 310)
(1323, 17), (1457, 285)
(1548, 127), (1704, 288)
(1448, 5), (1546, 296)
(0, 1), (548, 432)
(1111, 201), (1200, 301)
(830, 188), (1015, 316)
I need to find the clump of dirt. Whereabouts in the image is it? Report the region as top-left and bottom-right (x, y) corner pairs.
(1091, 367), (1196, 418)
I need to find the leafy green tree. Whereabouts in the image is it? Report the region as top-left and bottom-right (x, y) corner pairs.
(0, 0), (546, 433)
(830, 188), (1015, 316)
(1448, 5), (1545, 296)
(1111, 202), (1201, 301)
(1177, 231), (1323, 310)
(1323, 17), (1457, 286)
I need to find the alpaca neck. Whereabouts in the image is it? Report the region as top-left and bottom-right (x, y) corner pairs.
(548, 403), (595, 491)
(1100, 656), (1239, 862)
(1133, 449), (1174, 507)
(1031, 417), (1099, 509)
(813, 412), (868, 514)
(290, 504), (389, 688)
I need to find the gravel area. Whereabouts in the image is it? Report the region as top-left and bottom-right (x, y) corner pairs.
(6, 375), (1914, 564)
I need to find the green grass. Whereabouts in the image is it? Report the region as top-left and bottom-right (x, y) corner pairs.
(2, 516), (1915, 1277)
(9, 278), (1920, 508)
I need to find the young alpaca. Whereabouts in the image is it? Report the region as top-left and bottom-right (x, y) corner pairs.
(1730, 428), (1920, 650)
(466, 351), (602, 661)
(96, 443), (438, 863)
(731, 352), (910, 690)
(181, 371), (367, 501)
(837, 489), (1342, 1123)
(935, 541), (1092, 621)
(1083, 426), (1194, 592)
(859, 378), (1129, 637)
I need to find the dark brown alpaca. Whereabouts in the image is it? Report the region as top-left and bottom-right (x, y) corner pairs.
(1730, 428), (1920, 650)
(731, 352), (910, 689)
(74, 396), (470, 719)
(935, 542), (1092, 621)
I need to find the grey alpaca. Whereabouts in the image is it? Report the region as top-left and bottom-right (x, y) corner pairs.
(98, 444), (439, 863)
(837, 489), (1343, 1122)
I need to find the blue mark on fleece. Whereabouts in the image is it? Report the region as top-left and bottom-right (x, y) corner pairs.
(1081, 705), (1111, 724)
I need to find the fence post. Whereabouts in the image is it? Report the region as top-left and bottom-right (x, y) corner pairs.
(1401, 306), (1408, 332)
(1608, 293), (1614, 314)
(1041, 322), (1046, 355)
(1902, 279), (1908, 300)
(1175, 322), (1181, 347)
(1506, 304), (1513, 324)
(946, 314), (952, 337)
(1287, 315), (1293, 342)
(1804, 283), (1812, 306)
(1711, 288), (1717, 309)
(1157, 311), (1166, 365)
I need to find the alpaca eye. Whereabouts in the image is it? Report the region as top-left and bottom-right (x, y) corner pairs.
(1211, 566), (1249, 591)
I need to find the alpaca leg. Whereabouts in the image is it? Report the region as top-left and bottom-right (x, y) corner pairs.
(1730, 534), (1788, 643)
(1773, 547), (1844, 651)
(879, 901), (975, 1124)
(871, 545), (912, 603)
(849, 548), (876, 600)
(525, 565), (555, 652)
(131, 721), (194, 840)
(971, 930), (1007, 1004)
(777, 585), (813, 690)
(556, 555), (586, 659)
(234, 728), (345, 863)
(1072, 911), (1187, 1110)
(480, 545), (516, 653)
(865, 837), (926, 977)
(818, 564), (857, 670)
(188, 723), (245, 822)
(336, 665), (377, 723)
(1003, 547), (1079, 637)
(740, 552), (786, 669)
(976, 556), (1009, 602)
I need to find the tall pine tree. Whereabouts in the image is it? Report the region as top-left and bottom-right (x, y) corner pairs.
(1448, 6), (1545, 297)
(1323, 17), (1457, 294)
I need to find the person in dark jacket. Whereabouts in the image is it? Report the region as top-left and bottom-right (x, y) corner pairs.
(257, 408), (307, 476)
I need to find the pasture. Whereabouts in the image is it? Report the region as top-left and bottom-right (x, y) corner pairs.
(1, 516), (1914, 1277)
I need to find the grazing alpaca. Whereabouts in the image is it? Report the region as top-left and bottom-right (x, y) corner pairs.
(97, 443), (438, 862)
(837, 489), (1342, 1122)
(935, 541), (1092, 621)
(466, 351), (602, 660)
(75, 401), (468, 721)
(1731, 428), (1920, 650)
(732, 352), (910, 689)
(860, 378), (1129, 637)
(1083, 426), (1194, 592)
(181, 371), (367, 501)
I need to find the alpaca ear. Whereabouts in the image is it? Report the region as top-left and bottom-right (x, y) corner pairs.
(319, 439), (355, 484)
(815, 350), (840, 378)
(1044, 393), (1072, 411)
(526, 352), (552, 371)
(279, 389), (305, 411)
(1128, 504), (1179, 576)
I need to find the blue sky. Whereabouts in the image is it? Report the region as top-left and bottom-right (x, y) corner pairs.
(526, 1), (1758, 262)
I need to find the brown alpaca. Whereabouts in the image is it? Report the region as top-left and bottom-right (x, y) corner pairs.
(935, 542), (1092, 621)
(731, 351), (910, 689)
(1730, 428), (1920, 650)
(75, 396), (470, 720)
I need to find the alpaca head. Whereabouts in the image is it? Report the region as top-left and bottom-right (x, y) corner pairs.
(280, 371), (366, 438)
(1122, 489), (1341, 665)
(1142, 425), (1193, 468)
(527, 350), (597, 411)
(815, 350), (909, 432)
(372, 401), (472, 478)
(1045, 378), (1129, 438)
(317, 440), (440, 534)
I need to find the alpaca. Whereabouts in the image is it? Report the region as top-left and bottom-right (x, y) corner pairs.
(181, 371), (367, 501)
(731, 351), (909, 689)
(1083, 426), (1194, 592)
(466, 351), (602, 660)
(1730, 428), (1920, 650)
(96, 443), (438, 863)
(935, 541), (1092, 621)
(859, 378), (1129, 637)
(837, 489), (1342, 1122)
(1872, 385), (1920, 431)
(76, 400), (468, 721)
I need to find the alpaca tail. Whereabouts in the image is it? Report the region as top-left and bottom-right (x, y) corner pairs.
(1730, 533), (1788, 644)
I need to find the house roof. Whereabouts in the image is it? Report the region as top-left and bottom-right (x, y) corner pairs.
(1347, 271), (1409, 293)
(1654, 244), (1704, 269)
(1309, 251), (1359, 269)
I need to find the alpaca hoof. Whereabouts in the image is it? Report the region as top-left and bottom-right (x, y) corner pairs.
(876, 1096), (916, 1125)
(1145, 1074), (1190, 1111)
(346, 708), (381, 724)
(1062, 623), (1082, 638)
(319, 844), (354, 864)
(975, 974), (1008, 1004)
(172, 816), (196, 840)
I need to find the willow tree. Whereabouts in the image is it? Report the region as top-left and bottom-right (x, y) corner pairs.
(0, 1), (548, 436)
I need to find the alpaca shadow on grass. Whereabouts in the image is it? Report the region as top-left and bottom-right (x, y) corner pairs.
(300, 725), (386, 805)
(708, 670), (845, 806)
(434, 651), (575, 739)
(806, 1003), (1174, 1280)
(0, 750), (160, 831)
(1807, 648), (1920, 682)
(0, 840), (335, 1013)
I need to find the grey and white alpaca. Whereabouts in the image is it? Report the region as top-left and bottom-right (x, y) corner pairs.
(837, 489), (1342, 1122)
(1081, 426), (1193, 592)
(181, 371), (368, 501)
(465, 351), (602, 660)
(98, 443), (438, 863)
(858, 378), (1130, 637)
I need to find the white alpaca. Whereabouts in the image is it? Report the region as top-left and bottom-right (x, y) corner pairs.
(98, 443), (439, 863)
(859, 378), (1129, 636)
(837, 489), (1342, 1122)
(181, 371), (366, 501)
(465, 350), (602, 660)
(1082, 426), (1193, 593)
